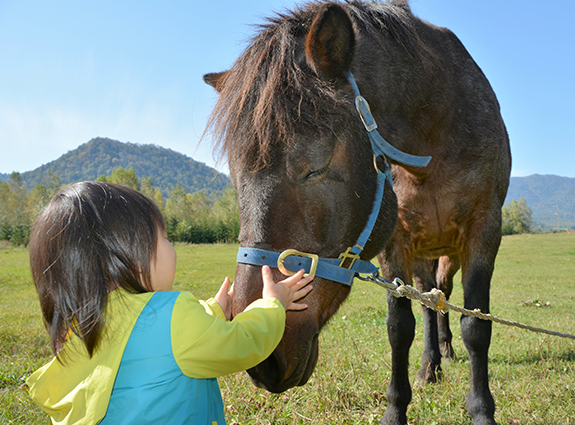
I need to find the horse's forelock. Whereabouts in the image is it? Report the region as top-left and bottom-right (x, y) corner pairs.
(206, 0), (426, 171)
(208, 7), (346, 171)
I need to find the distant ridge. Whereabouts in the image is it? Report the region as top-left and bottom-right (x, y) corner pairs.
(505, 174), (575, 230)
(2, 146), (573, 229)
(3, 137), (231, 196)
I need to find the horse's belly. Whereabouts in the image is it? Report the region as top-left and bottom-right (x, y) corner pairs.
(396, 203), (462, 259)
(411, 228), (460, 259)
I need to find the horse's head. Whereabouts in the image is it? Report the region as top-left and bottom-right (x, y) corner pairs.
(204, 3), (403, 392)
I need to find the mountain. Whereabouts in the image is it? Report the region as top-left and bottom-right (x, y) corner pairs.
(3, 144), (573, 229)
(7, 137), (231, 196)
(505, 174), (575, 230)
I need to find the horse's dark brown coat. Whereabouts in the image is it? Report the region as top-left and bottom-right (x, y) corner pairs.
(205, 1), (510, 424)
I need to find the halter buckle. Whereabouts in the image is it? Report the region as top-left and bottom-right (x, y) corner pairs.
(338, 246), (362, 269)
(355, 96), (378, 132)
(277, 249), (319, 278)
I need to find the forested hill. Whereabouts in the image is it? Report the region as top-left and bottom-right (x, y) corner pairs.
(5, 138), (231, 196)
(2, 143), (573, 229)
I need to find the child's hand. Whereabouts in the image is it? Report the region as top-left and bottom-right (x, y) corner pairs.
(261, 265), (314, 311)
(215, 277), (234, 321)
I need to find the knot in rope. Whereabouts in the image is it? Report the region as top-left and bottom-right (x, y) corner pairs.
(360, 272), (575, 340)
(427, 288), (448, 312)
(396, 284), (449, 314)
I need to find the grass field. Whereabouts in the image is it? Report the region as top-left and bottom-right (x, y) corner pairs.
(1, 234), (574, 424)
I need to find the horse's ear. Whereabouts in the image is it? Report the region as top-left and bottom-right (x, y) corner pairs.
(305, 3), (355, 82)
(203, 71), (228, 92)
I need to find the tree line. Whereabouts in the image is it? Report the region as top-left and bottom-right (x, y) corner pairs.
(0, 167), (239, 247)
(0, 166), (535, 248)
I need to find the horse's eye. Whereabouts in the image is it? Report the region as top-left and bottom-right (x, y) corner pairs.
(303, 166), (328, 182)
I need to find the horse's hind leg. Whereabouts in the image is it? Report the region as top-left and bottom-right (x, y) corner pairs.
(413, 258), (442, 385)
(460, 217), (500, 425)
(436, 254), (460, 361)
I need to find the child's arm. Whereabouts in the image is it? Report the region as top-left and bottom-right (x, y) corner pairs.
(171, 293), (285, 378)
(171, 267), (313, 379)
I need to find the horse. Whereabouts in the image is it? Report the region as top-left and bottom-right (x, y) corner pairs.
(204, 1), (511, 424)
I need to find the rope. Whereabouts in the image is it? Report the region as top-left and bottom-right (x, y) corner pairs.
(358, 274), (575, 341)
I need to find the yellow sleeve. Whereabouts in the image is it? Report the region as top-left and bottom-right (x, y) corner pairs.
(171, 292), (286, 379)
(198, 297), (227, 321)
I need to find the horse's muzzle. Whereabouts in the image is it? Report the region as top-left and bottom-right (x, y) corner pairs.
(246, 332), (319, 393)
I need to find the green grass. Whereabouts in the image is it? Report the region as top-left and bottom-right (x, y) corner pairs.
(1, 234), (574, 424)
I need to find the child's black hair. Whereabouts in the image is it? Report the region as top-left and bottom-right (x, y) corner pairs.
(29, 181), (167, 359)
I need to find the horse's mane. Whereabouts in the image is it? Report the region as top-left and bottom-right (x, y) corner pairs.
(207, 0), (429, 170)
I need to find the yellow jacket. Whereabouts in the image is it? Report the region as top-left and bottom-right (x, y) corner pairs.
(27, 289), (286, 424)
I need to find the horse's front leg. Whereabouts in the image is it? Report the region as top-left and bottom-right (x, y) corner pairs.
(378, 249), (415, 425)
(382, 292), (415, 425)
(460, 218), (500, 425)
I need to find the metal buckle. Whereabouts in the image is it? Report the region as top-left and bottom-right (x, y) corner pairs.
(277, 249), (319, 278)
(338, 246), (362, 269)
(355, 95), (378, 132)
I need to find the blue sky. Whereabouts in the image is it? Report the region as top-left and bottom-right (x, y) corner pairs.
(1, 0), (573, 178)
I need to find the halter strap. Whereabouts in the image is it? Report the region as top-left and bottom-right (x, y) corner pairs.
(237, 247), (378, 287)
(235, 72), (431, 286)
(347, 72), (432, 168)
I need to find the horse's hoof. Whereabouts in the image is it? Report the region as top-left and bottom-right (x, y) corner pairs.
(440, 342), (456, 361)
(415, 364), (442, 385)
(380, 407), (408, 425)
(472, 418), (497, 425)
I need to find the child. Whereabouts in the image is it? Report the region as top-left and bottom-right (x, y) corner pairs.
(26, 181), (313, 425)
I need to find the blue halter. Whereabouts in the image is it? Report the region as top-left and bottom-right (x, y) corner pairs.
(236, 72), (431, 286)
